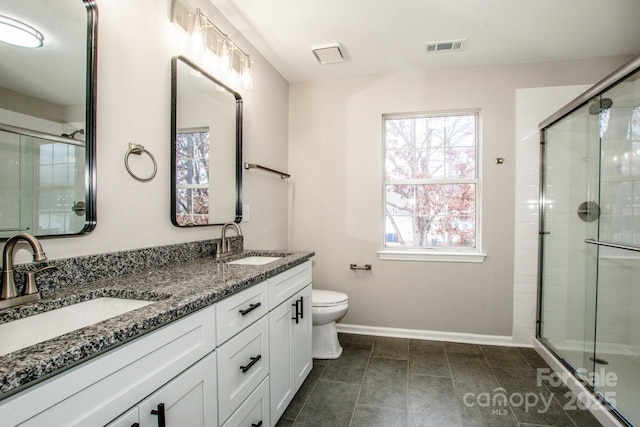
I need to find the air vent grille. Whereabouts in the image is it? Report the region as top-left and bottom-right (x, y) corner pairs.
(425, 39), (466, 53)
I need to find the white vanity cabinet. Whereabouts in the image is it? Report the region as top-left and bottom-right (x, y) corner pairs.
(268, 262), (312, 425)
(0, 259), (313, 427)
(0, 304), (217, 427)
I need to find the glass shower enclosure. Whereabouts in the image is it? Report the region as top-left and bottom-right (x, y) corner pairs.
(538, 55), (640, 426)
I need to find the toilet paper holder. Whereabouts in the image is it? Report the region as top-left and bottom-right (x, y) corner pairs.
(350, 264), (372, 270)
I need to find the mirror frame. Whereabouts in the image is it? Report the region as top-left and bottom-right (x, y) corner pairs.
(170, 55), (243, 227)
(83, 0), (98, 235)
(0, 0), (98, 240)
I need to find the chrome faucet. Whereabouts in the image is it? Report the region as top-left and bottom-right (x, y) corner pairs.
(1, 233), (48, 308)
(216, 222), (243, 259)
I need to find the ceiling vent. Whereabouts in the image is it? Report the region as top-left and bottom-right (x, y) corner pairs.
(424, 39), (466, 53)
(312, 43), (345, 64)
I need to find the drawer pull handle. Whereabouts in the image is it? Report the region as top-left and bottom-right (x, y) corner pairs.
(239, 302), (261, 316)
(132, 424), (140, 427)
(299, 296), (304, 319)
(251, 422), (263, 427)
(150, 403), (166, 427)
(292, 299), (300, 323)
(240, 355), (262, 373)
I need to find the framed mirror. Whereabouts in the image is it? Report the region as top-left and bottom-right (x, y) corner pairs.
(171, 55), (242, 227)
(0, 0), (97, 240)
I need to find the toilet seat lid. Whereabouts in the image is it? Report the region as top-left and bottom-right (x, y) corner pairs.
(312, 289), (348, 306)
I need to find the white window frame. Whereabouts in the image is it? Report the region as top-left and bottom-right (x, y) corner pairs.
(378, 110), (486, 263)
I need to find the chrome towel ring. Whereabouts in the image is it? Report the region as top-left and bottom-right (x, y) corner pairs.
(125, 143), (157, 182)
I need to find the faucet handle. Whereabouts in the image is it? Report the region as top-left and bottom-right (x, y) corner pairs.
(24, 265), (58, 295)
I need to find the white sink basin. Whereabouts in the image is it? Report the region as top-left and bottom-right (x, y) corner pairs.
(0, 297), (154, 357)
(227, 256), (282, 266)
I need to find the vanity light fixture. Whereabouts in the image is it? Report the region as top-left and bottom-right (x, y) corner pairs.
(171, 1), (253, 89)
(0, 14), (44, 48)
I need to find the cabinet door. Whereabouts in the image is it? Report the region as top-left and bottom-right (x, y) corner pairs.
(139, 351), (217, 427)
(269, 284), (312, 425)
(269, 295), (295, 424)
(292, 285), (312, 391)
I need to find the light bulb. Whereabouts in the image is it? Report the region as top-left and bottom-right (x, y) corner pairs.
(242, 58), (253, 90)
(189, 9), (206, 52)
(218, 37), (232, 74)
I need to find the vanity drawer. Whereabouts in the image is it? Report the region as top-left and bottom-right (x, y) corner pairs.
(222, 376), (270, 427)
(217, 281), (268, 344)
(268, 261), (312, 309)
(217, 315), (269, 423)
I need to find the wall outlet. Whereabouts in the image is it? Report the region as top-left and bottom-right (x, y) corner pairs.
(243, 204), (250, 222)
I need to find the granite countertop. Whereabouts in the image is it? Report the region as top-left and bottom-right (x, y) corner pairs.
(0, 249), (314, 399)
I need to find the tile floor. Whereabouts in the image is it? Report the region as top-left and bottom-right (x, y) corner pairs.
(275, 334), (603, 427)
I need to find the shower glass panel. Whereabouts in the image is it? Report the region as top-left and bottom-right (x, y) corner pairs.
(0, 130), (85, 236)
(539, 103), (599, 384)
(539, 58), (640, 426)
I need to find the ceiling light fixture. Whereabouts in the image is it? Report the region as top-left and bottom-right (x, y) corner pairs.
(312, 43), (345, 65)
(0, 14), (44, 48)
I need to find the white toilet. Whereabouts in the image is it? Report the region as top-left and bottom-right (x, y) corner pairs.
(311, 289), (348, 359)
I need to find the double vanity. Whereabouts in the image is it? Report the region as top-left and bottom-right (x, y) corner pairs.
(0, 248), (314, 426)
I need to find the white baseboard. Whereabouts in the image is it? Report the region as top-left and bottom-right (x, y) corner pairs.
(533, 339), (626, 427)
(336, 323), (520, 347)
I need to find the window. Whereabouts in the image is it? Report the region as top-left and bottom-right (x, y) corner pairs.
(175, 128), (210, 225)
(380, 112), (484, 262)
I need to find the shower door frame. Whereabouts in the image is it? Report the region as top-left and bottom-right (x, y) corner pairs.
(536, 54), (640, 426)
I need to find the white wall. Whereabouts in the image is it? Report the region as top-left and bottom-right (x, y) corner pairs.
(288, 56), (631, 337)
(13, 0), (290, 263)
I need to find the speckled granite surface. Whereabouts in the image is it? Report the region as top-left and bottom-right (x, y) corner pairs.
(0, 247), (313, 399)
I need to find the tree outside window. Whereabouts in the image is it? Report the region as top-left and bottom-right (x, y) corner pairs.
(383, 112), (479, 250)
(176, 128), (210, 225)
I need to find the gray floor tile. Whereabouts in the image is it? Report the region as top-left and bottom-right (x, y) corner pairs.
(358, 357), (408, 409)
(320, 343), (371, 384)
(293, 379), (360, 427)
(518, 347), (550, 370)
(409, 340), (450, 377)
(459, 402), (519, 427)
(407, 375), (463, 427)
(372, 336), (409, 359)
(350, 405), (406, 427)
(448, 352), (490, 381)
(275, 417), (295, 427)
(481, 345), (530, 369)
(282, 364), (326, 419)
(339, 333), (375, 347)
(492, 368), (575, 426)
(548, 386), (602, 427)
(445, 342), (482, 354)
(492, 367), (542, 391)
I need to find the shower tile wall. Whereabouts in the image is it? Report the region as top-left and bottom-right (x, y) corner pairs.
(513, 85), (589, 346)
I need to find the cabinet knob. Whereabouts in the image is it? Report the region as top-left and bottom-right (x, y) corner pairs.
(240, 354), (262, 373)
(150, 403), (166, 427)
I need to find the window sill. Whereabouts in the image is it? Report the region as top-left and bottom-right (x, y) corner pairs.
(377, 250), (486, 263)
